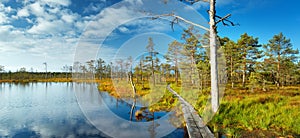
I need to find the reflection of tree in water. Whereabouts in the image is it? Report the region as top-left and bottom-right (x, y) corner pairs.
(129, 97), (136, 121)
(148, 112), (159, 138)
(132, 106), (160, 138)
(168, 105), (185, 129)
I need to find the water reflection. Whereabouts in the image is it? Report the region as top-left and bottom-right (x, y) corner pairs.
(0, 82), (186, 138)
(0, 82), (107, 137)
(75, 83), (185, 138)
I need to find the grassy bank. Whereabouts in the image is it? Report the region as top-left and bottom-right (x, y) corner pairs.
(208, 86), (300, 137)
(98, 79), (180, 111)
(98, 80), (300, 137)
(3, 78), (298, 137)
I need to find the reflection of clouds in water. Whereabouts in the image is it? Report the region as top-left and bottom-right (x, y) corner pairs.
(75, 83), (181, 138)
(0, 82), (184, 138)
(0, 83), (105, 137)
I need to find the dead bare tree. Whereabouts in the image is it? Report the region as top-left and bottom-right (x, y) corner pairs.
(209, 0), (219, 113)
(154, 0), (236, 113)
(128, 71), (137, 121)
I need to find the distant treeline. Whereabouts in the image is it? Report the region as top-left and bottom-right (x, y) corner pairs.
(1, 26), (300, 90)
(68, 27), (300, 91)
(0, 71), (71, 81)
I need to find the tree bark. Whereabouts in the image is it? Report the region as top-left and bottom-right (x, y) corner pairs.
(209, 0), (219, 113)
(277, 53), (280, 89)
(242, 50), (246, 88)
(175, 60), (179, 86)
(230, 56), (234, 88)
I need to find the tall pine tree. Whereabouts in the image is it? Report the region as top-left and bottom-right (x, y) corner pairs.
(264, 32), (299, 89)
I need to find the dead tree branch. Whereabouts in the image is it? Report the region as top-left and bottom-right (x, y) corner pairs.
(215, 14), (239, 26)
(179, 0), (209, 4)
(152, 13), (210, 31)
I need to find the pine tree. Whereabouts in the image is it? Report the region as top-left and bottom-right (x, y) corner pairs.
(221, 38), (241, 88)
(0, 65), (4, 80)
(145, 37), (159, 86)
(165, 40), (183, 86)
(264, 32), (299, 89)
(237, 33), (262, 88)
(181, 26), (201, 86)
(96, 58), (105, 79)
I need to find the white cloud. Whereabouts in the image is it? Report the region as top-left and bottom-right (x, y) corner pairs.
(0, 3), (14, 24)
(29, 2), (45, 16)
(83, 3), (104, 14)
(3, 6), (13, 13)
(17, 2), (79, 36)
(17, 8), (29, 17)
(47, 6), (60, 14)
(124, 0), (143, 5)
(40, 0), (71, 7)
(191, 1), (209, 10)
(0, 3), (13, 13)
(0, 25), (26, 42)
(118, 26), (129, 33)
(1, 0), (203, 71)
(0, 1), (78, 71)
(27, 18), (70, 35)
(81, 6), (143, 39)
(25, 17), (33, 23)
(0, 12), (7, 24)
(61, 14), (75, 23)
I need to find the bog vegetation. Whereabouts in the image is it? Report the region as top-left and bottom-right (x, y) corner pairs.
(0, 27), (299, 137)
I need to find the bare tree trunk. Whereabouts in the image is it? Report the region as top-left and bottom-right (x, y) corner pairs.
(128, 71), (136, 121)
(231, 56), (234, 88)
(242, 69), (246, 87)
(151, 55), (155, 86)
(277, 54), (280, 89)
(262, 79), (266, 92)
(175, 65), (179, 86)
(242, 53), (246, 88)
(209, 0), (219, 113)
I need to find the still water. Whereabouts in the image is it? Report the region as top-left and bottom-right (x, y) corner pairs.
(0, 82), (185, 138)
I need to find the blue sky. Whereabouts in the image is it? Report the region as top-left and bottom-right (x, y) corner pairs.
(0, 0), (299, 72)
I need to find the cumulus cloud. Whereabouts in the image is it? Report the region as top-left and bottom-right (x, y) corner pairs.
(0, 0), (78, 71)
(81, 6), (141, 39)
(28, 19), (64, 34)
(17, 8), (29, 17)
(40, 0), (71, 7)
(29, 2), (45, 16)
(83, 3), (104, 14)
(124, 0), (143, 5)
(0, 12), (8, 24)
(0, 0), (196, 71)
(118, 26), (129, 33)
(0, 3), (14, 24)
(61, 13), (76, 23)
